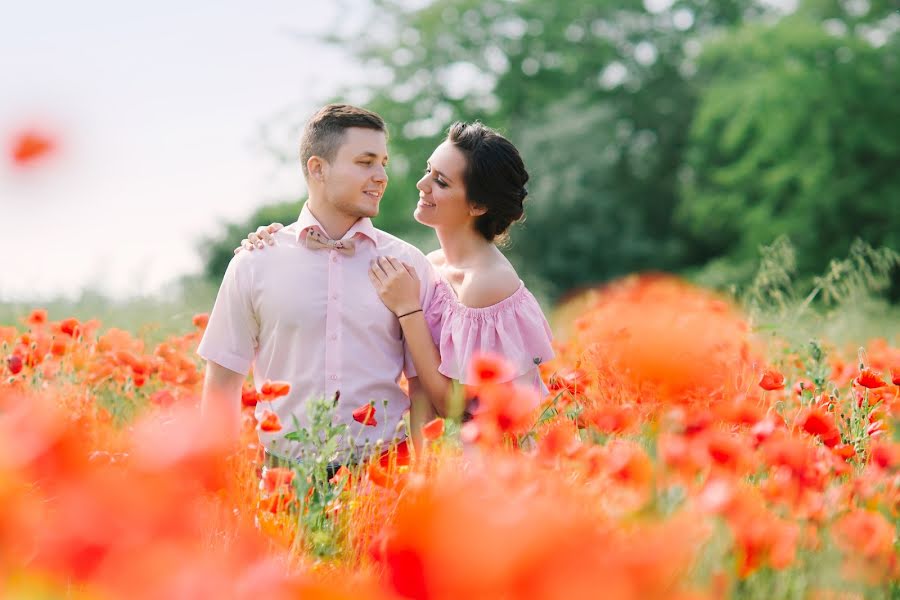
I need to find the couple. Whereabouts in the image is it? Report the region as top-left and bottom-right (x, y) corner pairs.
(198, 104), (553, 466)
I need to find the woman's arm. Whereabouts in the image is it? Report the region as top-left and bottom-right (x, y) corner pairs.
(369, 257), (453, 416)
(406, 377), (437, 452)
(398, 309), (452, 416)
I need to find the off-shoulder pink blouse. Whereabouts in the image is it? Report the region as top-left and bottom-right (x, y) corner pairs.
(423, 278), (555, 392)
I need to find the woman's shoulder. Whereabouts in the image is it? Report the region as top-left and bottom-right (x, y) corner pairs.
(426, 248), (446, 267)
(457, 263), (521, 309)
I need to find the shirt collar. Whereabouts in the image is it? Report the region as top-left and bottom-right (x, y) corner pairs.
(295, 202), (378, 244)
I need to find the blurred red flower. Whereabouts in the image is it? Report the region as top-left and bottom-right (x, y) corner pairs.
(262, 467), (295, 495)
(797, 407), (841, 448)
(421, 417), (444, 441)
(10, 129), (56, 165)
(241, 384), (260, 407)
(192, 313), (210, 330)
(259, 380), (291, 401)
(6, 354), (23, 375)
(26, 309), (48, 326)
(759, 369), (786, 391)
(257, 410), (282, 432)
(468, 353), (513, 386)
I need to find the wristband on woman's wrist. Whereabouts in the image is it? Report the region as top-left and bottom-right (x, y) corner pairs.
(397, 308), (423, 319)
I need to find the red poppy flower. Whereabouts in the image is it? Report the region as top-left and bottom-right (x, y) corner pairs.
(353, 403), (378, 427)
(576, 404), (635, 434)
(832, 443), (856, 460)
(867, 420), (886, 438)
(380, 438), (411, 470)
(50, 337), (69, 357)
(329, 465), (353, 489)
(10, 130), (56, 165)
(259, 490), (296, 514)
(262, 467), (295, 494)
(467, 353), (513, 386)
(260, 380), (291, 400)
(366, 462), (391, 488)
(6, 354), (23, 375)
(241, 385), (260, 407)
(856, 368), (886, 389)
(26, 308), (48, 326)
(192, 313), (210, 330)
(421, 417), (444, 441)
(831, 509), (896, 580)
(257, 410), (282, 432)
(59, 317), (80, 338)
(549, 368), (590, 394)
(758, 369), (785, 391)
(870, 442), (900, 470)
(798, 407), (841, 447)
(891, 367), (900, 386)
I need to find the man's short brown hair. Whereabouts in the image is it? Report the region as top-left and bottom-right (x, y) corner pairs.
(299, 104), (387, 178)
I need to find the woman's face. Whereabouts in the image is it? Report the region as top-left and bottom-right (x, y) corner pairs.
(414, 140), (482, 230)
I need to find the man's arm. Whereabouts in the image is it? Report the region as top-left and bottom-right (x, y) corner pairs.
(200, 361), (246, 444)
(406, 376), (436, 452)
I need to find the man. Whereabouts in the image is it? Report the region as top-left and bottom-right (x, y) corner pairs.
(198, 104), (436, 465)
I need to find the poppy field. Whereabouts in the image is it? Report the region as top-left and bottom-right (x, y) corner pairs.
(1, 274), (898, 599)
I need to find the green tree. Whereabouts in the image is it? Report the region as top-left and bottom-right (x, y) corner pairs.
(201, 0), (898, 300)
(198, 201), (299, 281)
(679, 18), (900, 278)
(308, 0), (778, 298)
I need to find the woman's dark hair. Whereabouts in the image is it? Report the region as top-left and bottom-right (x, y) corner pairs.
(447, 121), (529, 243)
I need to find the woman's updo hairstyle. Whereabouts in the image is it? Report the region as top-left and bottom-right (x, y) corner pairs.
(447, 121), (529, 244)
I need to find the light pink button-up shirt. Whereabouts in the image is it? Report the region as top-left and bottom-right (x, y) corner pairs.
(198, 203), (436, 461)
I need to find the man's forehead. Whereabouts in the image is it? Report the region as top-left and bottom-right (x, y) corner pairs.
(339, 128), (388, 157)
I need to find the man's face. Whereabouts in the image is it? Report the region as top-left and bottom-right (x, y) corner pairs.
(320, 127), (388, 219)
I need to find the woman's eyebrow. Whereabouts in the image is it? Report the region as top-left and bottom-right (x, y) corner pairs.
(427, 162), (452, 183)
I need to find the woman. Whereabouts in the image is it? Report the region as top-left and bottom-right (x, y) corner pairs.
(239, 122), (553, 432)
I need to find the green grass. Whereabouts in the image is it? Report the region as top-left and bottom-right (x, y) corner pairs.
(0, 277), (218, 344)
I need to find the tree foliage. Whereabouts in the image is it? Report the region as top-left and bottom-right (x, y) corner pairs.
(199, 201), (299, 281)
(200, 0), (899, 301)
(679, 18), (900, 277)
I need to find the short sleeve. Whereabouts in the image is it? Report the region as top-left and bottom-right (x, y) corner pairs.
(197, 254), (259, 375)
(427, 282), (555, 386)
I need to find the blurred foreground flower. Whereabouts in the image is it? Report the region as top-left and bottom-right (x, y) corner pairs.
(9, 129), (56, 166)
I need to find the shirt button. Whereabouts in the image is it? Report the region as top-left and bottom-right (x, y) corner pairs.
(332, 256), (339, 263)
(330, 334), (338, 340)
(330, 374), (337, 381)
(331, 294), (339, 300)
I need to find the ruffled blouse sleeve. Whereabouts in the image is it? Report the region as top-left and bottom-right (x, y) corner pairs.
(424, 280), (555, 385)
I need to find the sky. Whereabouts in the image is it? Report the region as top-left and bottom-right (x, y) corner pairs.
(0, 0), (365, 300)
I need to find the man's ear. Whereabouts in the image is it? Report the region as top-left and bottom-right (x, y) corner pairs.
(307, 156), (326, 182)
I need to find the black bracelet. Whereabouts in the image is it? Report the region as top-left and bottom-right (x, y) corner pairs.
(397, 309), (423, 319)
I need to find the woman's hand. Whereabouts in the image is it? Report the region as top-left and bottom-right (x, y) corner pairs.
(233, 223), (284, 254)
(369, 256), (421, 316)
